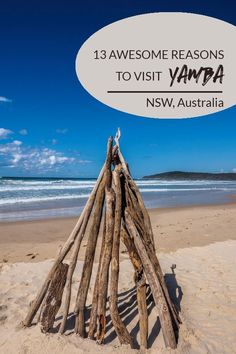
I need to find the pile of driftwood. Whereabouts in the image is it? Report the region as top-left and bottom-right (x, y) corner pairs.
(22, 130), (181, 349)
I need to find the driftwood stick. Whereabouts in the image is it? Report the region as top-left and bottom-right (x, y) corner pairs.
(124, 176), (181, 327)
(74, 176), (106, 336)
(129, 213), (180, 326)
(126, 187), (179, 331)
(124, 182), (147, 237)
(88, 218), (106, 339)
(59, 176), (106, 334)
(114, 129), (155, 248)
(94, 138), (114, 343)
(108, 167), (133, 346)
(125, 174), (155, 248)
(136, 275), (148, 349)
(144, 240), (181, 326)
(41, 263), (69, 333)
(121, 227), (142, 274)
(74, 137), (113, 336)
(87, 275), (99, 339)
(36, 293), (47, 324)
(36, 245), (63, 324)
(96, 187), (115, 344)
(23, 151), (109, 327)
(121, 226), (148, 349)
(116, 131), (181, 327)
(125, 210), (177, 349)
(133, 214), (180, 326)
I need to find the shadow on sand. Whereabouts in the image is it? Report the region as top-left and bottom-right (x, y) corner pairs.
(53, 267), (183, 349)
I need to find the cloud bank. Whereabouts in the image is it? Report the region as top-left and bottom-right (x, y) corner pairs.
(0, 128), (13, 139)
(0, 140), (76, 171)
(0, 96), (12, 103)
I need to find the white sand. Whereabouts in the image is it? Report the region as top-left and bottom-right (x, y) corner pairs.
(1, 240), (236, 354)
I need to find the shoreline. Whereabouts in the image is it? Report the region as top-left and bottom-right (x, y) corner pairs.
(1, 195), (236, 225)
(1, 201), (236, 263)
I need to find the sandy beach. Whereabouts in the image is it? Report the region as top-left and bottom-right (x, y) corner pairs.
(1, 203), (236, 353)
(0, 203), (236, 263)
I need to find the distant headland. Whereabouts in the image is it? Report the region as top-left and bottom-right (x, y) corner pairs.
(143, 171), (236, 180)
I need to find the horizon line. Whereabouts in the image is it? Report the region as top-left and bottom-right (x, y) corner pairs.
(1, 170), (236, 180)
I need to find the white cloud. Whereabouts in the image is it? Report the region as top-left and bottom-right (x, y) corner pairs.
(0, 96), (12, 103)
(19, 129), (28, 135)
(12, 153), (23, 164)
(0, 128), (13, 139)
(232, 168), (236, 173)
(0, 141), (78, 171)
(56, 128), (68, 134)
(13, 140), (22, 146)
(38, 149), (74, 167)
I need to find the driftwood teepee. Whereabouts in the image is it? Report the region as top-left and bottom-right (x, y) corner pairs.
(22, 130), (181, 349)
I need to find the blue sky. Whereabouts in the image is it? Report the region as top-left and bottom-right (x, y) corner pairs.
(0, 0), (235, 178)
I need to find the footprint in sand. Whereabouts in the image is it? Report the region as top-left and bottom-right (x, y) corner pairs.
(26, 253), (39, 259)
(0, 305), (8, 323)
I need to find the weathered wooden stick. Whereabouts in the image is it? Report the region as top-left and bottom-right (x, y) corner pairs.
(114, 129), (155, 248)
(115, 131), (180, 327)
(74, 137), (113, 336)
(125, 210), (177, 349)
(88, 215), (106, 339)
(36, 246), (63, 324)
(135, 224), (179, 326)
(36, 292), (47, 324)
(108, 167), (133, 346)
(136, 275), (148, 349)
(87, 269), (99, 338)
(74, 176), (106, 336)
(124, 175), (181, 327)
(121, 226), (148, 349)
(121, 226), (143, 275)
(124, 180), (179, 320)
(125, 175), (155, 248)
(40, 263), (68, 333)
(23, 148), (109, 327)
(117, 131), (180, 328)
(59, 176), (106, 334)
(124, 182), (147, 237)
(96, 187), (115, 344)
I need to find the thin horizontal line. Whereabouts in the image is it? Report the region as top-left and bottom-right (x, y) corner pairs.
(107, 90), (223, 94)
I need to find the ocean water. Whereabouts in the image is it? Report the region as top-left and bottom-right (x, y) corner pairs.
(0, 177), (235, 222)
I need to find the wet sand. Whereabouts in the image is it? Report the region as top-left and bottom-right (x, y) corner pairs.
(0, 203), (236, 263)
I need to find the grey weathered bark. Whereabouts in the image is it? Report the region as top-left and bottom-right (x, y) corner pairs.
(123, 164), (181, 328)
(40, 263), (68, 333)
(114, 129), (154, 247)
(108, 167), (133, 346)
(136, 275), (148, 349)
(60, 175), (106, 334)
(74, 176), (106, 336)
(96, 187), (115, 344)
(74, 137), (113, 337)
(121, 226), (148, 349)
(88, 219), (106, 339)
(125, 210), (177, 349)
